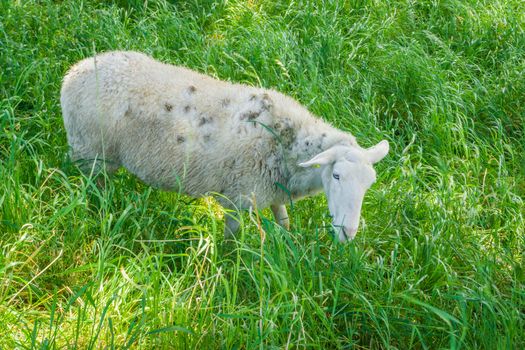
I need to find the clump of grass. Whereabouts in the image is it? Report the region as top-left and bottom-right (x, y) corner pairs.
(1, 0), (524, 348)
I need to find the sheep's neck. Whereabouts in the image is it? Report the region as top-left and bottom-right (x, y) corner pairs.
(279, 136), (353, 203)
(284, 166), (324, 201)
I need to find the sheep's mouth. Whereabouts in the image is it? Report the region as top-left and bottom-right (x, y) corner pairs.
(340, 227), (350, 241)
(326, 213), (351, 241)
(330, 223), (350, 242)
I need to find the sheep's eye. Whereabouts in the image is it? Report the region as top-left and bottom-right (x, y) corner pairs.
(333, 173), (340, 180)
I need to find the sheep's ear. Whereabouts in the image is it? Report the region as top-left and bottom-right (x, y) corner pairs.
(366, 140), (389, 164)
(299, 147), (340, 167)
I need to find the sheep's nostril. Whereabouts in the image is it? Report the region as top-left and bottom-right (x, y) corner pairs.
(344, 227), (357, 240)
(331, 223), (357, 242)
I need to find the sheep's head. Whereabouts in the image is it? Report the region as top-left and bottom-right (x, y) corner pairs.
(299, 140), (389, 242)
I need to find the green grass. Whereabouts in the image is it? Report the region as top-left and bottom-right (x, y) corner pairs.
(1, 0), (524, 348)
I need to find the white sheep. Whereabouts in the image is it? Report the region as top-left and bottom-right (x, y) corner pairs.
(61, 51), (389, 241)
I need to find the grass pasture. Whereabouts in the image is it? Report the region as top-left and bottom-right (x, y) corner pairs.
(1, 0), (524, 348)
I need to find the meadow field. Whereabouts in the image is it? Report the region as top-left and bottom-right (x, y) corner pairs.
(1, 0), (524, 348)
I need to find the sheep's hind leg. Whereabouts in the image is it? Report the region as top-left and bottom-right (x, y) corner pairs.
(271, 204), (289, 230)
(70, 148), (120, 188)
(224, 211), (241, 240)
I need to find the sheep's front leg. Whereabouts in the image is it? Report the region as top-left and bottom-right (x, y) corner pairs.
(271, 204), (289, 230)
(224, 211), (241, 239)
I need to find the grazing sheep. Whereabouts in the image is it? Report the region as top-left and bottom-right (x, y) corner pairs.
(61, 51), (389, 241)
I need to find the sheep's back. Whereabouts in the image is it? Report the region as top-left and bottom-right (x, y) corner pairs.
(61, 51), (282, 203)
